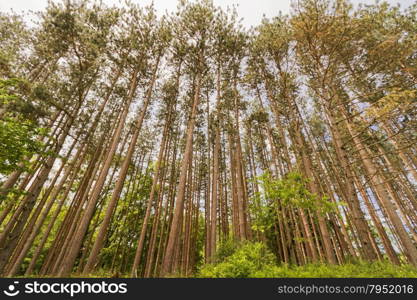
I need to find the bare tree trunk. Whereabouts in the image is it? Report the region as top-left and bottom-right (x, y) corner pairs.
(161, 72), (201, 276)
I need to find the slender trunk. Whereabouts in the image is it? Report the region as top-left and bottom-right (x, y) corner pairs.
(58, 69), (139, 276)
(161, 72), (201, 276)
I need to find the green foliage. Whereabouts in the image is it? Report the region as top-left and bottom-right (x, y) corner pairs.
(257, 171), (336, 212)
(212, 237), (240, 263)
(0, 116), (43, 175)
(199, 241), (417, 278)
(248, 192), (275, 233)
(199, 241), (276, 278)
(365, 88), (417, 120)
(0, 79), (45, 176)
(250, 172), (341, 234)
(251, 261), (417, 278)
(0, 78), (47, 121)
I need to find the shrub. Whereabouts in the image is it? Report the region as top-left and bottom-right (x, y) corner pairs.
(213, 238), (240, 263)
(199, 241), (276, 278)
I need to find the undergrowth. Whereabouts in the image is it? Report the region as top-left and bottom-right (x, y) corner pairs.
(198, 241), (417, 278)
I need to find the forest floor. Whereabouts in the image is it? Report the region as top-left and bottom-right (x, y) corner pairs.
(15, 242), (417, 278)
(195, 242), (417, 278)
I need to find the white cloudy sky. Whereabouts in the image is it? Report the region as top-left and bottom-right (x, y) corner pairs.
(0, 0), (414, 27)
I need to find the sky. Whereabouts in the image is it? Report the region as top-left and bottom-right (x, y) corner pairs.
(0, 0), (414, 28)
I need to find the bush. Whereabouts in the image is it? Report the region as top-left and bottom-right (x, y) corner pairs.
(213, 238), (240, 263)
(199, 241), (276, 278)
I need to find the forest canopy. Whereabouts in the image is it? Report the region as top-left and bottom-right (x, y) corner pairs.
(0, 0), (416, 278)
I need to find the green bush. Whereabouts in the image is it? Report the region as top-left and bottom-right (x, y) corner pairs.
(199, 241), (276, 278)
(213, 238), (240, 263)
